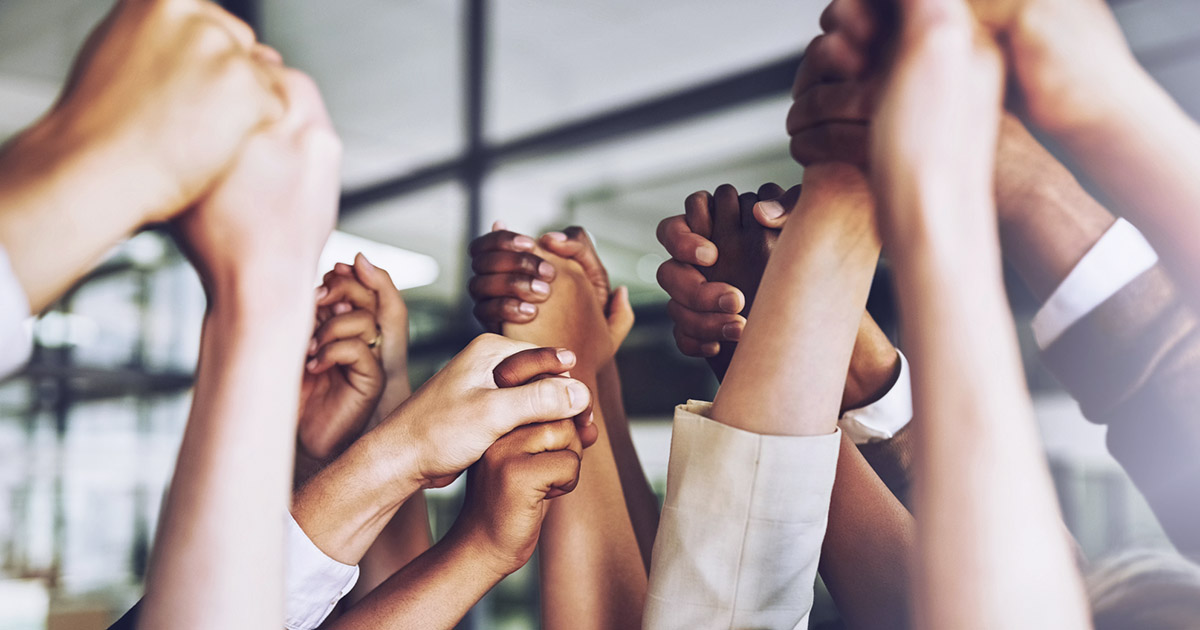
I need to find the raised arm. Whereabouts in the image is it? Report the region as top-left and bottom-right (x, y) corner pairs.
(966, 0), (1200, 310)
(0, 0), (285, 313)
(469, 226), (649, 629)
(138, 70), (340, 630)
(323, 347), (587, 629)
(868, 0), (1089, 626)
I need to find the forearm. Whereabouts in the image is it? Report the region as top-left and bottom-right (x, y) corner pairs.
(326, 528), (503, 630)
(890, 210), (1088, 629)
(348, 491), (432, 604)
(994, 116), (1115, 302)
(596, 359), (659, 570)
(0, 115), (160, 312)
(713, 165), (880, 435)
(139, 287), (312, 630)
(819, 434), (914, 630)
(539, 364), (648, 630)
(292, 434), (423, 566)
(1053, 65), (1200, 308)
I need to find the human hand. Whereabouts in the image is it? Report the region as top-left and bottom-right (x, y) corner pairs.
(655, 184), (791, 377)
(296, 282), (386, 468)
(870, 0), (1004, 247)
(316, 254), (412, 419)
(446, 416), (583, 577)
(786, 12), (878, 171)
(964, 0), (1135, 137)
(51, 0), (289, 223)
(373, 335), (596, 489)
(468, 225), (634, 365)
(172, 69), (341, 304)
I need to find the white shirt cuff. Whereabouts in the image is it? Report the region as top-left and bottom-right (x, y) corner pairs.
(645, 401), (840, 630)
(1031, 218), (1158, 349)
(285, 513), (360, 630)
(838, 350), (912, 445)
(0, 246), (32, 379)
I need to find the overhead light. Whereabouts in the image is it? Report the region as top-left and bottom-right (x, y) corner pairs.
(317, 231), (439, 290)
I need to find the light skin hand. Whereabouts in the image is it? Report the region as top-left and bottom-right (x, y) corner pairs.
(0, 0), (289, 312)
(291, 339), (592, 565)
(138, 63), (340, 630)
(869, 0), (1089, 628)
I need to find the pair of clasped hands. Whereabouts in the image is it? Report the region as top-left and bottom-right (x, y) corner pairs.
(291, 226), (631, 577)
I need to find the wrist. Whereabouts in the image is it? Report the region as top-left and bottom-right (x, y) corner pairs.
(357, 419), (428, 497)
(842, 317), (901, 413)
(442, 517), (518, 582)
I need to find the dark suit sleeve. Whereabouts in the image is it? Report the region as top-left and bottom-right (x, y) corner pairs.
(1041, 265), (1200, 559)
(108, 601), (140, 630)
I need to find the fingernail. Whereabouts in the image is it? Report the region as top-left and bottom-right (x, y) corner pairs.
(718, 293), (740, 313)
(315, 286), (329, 300)
(585, 411), (595, 426)
(307, 338), (317, 354)
(567, 382), (590, 409)
(306, 359), (319, 372)
(492, 220), (507, 232)
(518, 302), (536, 315)
(357, 253), (375, 271)
(538, 261), (555, 279)
(556, 349), (576, 365)
(513, 235), (535, 251)
(758, 200), (785, 220)
(722, 323), (743, 341)
(701, 342), (721, 356)
(334, 302), (352, 315)
(696, 244), (718, 265)
(531, 279), (551, 295)
(545, 231), (567, 242)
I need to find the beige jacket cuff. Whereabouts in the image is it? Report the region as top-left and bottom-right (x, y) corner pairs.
(645, 401), (841, 630)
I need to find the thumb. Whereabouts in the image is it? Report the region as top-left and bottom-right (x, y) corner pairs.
(752, 184), (802, 229)
(606, 286), (635, 349)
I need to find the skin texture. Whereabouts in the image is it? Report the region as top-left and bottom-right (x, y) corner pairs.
(709, 163), (880, 437)
(137, 68), (341, 630)
(291, 338), (592, 565)
(468, 225), (657, 629)
(324, 362), (585, 630)
(0, 0), (289, 313)
(868, 0), (1090, 627)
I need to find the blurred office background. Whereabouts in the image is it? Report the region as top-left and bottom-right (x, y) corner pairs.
(1, 0), (1199, 627)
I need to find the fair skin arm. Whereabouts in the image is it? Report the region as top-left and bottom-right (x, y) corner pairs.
(869, 0), (1089, 625)
(0, 0), (284, 313)
(138, 68), (340, 630)
(291, 340), (592, 566)
(710, 164), (880, 435)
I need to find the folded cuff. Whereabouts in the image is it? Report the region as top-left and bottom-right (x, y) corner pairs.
(285, 513), (360, 630)
(645, 401), (840, 629)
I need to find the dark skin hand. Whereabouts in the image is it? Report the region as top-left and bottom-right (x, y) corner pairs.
(686, 183), (793, 379)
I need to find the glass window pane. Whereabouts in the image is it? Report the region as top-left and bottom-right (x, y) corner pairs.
(261, 0), (465, 189)
(484, 95), (800, 302)
(487, 1), (821, 141)
(337, 182), (468, 308)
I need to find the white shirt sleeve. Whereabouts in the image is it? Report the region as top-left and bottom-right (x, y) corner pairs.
(644, 401), (841, 630)
(0, 246), (32, 380)
(838, 350), (912, 445)
(1031, 218), (1158, 349)
(285, 512), (360, 630)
